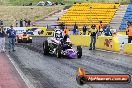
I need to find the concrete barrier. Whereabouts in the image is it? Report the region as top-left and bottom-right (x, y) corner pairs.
(124, 43), (132, 54)
(70, 35), (120, 52)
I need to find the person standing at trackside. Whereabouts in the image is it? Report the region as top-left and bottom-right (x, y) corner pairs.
(126, 22), (132, 43)
(20, 19), (23, 27)
(59, 22), (65, 31)
(126, 21), (131, 35)
(97, 21), (103, 36)
(73, 23), (78, 35)
(15, 19), (19, 27)
(64, 26), (69, 37)
(27, 19), (31, 27)
(0, 20), (3, 26)
(88, 24), (98, 50)
(0, 26), (5, 52)
(82, 25), (87, 35)
(103, 24), (112, 36)
(6, 25), (16, 52)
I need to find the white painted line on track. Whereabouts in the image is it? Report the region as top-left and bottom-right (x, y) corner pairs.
(6, 53), (35, 88)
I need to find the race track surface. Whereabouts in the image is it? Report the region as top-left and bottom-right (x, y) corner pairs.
(8, 43), (132, 88)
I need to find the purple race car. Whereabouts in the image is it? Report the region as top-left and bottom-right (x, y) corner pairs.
(43, 37), (82, 58)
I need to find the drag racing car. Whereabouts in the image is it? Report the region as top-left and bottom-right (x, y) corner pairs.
(16, 32), (32, 43)
(43, 28), (82, 58)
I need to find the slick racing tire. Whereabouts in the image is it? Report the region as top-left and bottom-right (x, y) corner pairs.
(43, 40), (49, 55)
(28, 39), (32, 43)
(23, 38), (28, 43)
(56, 46), (61, 58)
(17, 39), (22, 43)
(77, 46), (82, 58)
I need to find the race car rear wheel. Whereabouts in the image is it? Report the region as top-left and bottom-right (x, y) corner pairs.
(56, 46), (61, 58)
(77, 46), (82, 58)
(43, 40), (49, 55)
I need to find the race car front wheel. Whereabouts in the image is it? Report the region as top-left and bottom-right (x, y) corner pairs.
(43, 40), (49, 55)
(28, 39), (32, 43)
(56, 46), (61, 58)
(77, 46), (82, 58)
(17, 39), (22, 43)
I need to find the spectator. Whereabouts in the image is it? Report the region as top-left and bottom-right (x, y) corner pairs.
(103, 25), (112, 36)
(127, 21), (131, 27)
(64, 26), (69, 37)
(0, 26), (5, 52)
(55, 2), (58, 5)
(59, 22), (65, 30)
(82, 25), (87, 35)
(77, 29), (79, 35)
(88, 24), (98, 50)
(73, 23), (78, 35)
(72, 28), (76, 35)
(41, 30), (44, 34)
(24, 18), (28, 27)
(46, 25), (48, 29)
(126, 21), (131, 35)
(60, 2), (65, 5)
(15, 19), (19, 27)
(20, 19), (23, 27)
(27, 19), (31, 27)
(57, 17), (59, 21)
(6, 25), (16, 52)
(29, 3), (32, 6)
(38, 30), (44, 35)
(74, 23), (78, 30)
(126, 22), (132, 43)
(97, 21), (103, 36)
(0, 20), (1, 26)
(0, 20), (3, 26)
(38, 30), (41, 35)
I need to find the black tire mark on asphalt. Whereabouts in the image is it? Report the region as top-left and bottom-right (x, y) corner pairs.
(19, 43), (132, 74)
(83, 55), (132, 75)
(18, 43), (106, 74)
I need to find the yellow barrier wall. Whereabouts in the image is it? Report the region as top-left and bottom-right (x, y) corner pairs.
(124, 43), (132, 54)
(79, 31), (89, 35)
(70, 35), (120, 52)
(118, 31), (126, 35)
(70, 35), (90, 46)
(96, 36), (120, 52)
(45, 31), (54, 36)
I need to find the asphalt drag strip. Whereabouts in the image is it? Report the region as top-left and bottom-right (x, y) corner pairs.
(7, 45), (132, 88)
